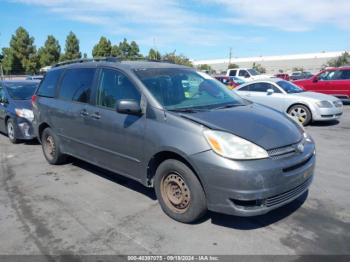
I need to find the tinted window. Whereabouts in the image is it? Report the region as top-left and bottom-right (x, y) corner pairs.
(238, 85), (250, 91)
(135, 69), (247, 110)
(250, 83), (280, 92)
(277, 81), (304, 93)
(0, 86), (5, 101)
(338, 70), (350, 80)
(229, 70), (237, 76)
(37, 69), (62, 97)
(97, 68), (141, 109)
(239, 70), (249, 77)
(5, 82), (38, 100)
(59, 68), (96, 103)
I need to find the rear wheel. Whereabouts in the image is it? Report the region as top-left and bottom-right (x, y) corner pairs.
(6, 119), (19, 144)
(154, 159), (207, 223)
(288, 104), (312, 126)
(41, 128), (67, 165)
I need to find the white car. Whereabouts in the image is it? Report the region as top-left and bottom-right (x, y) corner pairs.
(226, 68), (273, 82)
(235, 78), (343, 126)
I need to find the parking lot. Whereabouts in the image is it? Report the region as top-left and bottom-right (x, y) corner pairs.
(0, 106), (349, 256)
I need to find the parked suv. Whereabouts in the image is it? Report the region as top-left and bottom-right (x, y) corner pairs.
(33, 59), (315, 223)
(293, 67), (350, 103)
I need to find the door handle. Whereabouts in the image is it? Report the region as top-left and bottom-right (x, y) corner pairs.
(90, 112), (101, 120)
(80, 110), (89, 117)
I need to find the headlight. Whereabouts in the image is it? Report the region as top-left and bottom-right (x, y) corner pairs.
(303, 131), (312, 143)
(316, 101), (333, 108)
(15, 108), (34, 121)
(203, 130), (268, 160)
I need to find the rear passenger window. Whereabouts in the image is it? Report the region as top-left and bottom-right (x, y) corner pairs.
(229, 70), (237, 76)
(59, 68), (96, 103)
(37, 69), (62, 97)
(96, 68), (141, 109)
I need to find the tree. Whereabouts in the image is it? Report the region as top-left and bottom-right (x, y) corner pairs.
(147, 48), (161, 60)
(252, 62), (266, 74)
(129, 41), (143, 59)
(38, 35), (61, 67)
(292, 67), (304, 72)
(197, 64), (212, 72)
(110, 38), (142, 60)
(61, 31), (81, 61)
(327, 52), (350, 67)
(92, 36), (112, 57)
(228, 63), (239, 69)
(163, 51), (193, 67)
(2, 27), (38, 74)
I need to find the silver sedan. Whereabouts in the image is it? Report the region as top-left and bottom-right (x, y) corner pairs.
(235, 78), (343, 125)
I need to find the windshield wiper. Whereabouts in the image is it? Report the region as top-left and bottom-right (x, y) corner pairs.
(212, 104), (242, 110)
(168, 108), (207, 113)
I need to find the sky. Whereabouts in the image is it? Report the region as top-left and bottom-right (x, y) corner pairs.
(0, 0), (349, 60)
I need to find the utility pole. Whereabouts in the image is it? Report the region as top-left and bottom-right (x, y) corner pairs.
(229, 47), (232, 65)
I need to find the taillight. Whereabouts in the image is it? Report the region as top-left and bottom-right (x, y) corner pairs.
(31, 95), (37, 107)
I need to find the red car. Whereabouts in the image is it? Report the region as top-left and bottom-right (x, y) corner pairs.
(275, 73), (290, 81)
(214, 75), (245, 89)
(293, 67), (350, 102)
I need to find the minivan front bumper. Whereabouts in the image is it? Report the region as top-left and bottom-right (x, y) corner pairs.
(189, 141), (315, 216)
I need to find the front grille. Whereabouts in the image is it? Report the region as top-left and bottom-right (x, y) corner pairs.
(283, 155), (313, 172)
(267, 142), (300, 160)
(265, 177), (311, 207)
(321, 113), (342, 118)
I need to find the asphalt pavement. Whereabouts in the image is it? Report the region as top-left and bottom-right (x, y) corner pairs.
(0, 107), (349, 256)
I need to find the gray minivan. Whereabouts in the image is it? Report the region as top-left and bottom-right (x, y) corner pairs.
(32, 59), (316, 223)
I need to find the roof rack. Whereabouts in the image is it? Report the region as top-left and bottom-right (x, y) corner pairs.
(53, 57), (120, 68)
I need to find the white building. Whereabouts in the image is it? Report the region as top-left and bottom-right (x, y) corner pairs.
(193, 51), (345, 74)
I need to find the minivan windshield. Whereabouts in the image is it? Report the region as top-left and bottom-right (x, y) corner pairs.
(135, 68), (247, 111)
(5, 82), (38, 100)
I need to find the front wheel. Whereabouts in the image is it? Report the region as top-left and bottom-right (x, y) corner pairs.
(7, 119), (19, 144)
(288, 104), (312, 126)
(154, 159), (207, 223)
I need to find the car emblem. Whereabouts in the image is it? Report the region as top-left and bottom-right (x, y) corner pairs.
(296, 143), (304, 153)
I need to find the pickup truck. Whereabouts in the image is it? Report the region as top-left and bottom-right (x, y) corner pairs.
(226, 68), (272, 82)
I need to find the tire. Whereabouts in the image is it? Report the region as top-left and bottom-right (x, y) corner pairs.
(154, 159), (207, 223)
(288, 104), (312, 126)
(41, 127), (67, 165)
(6, 119), (20, 144)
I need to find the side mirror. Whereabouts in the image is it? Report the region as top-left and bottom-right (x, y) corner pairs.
(312, 76), (318, 83)
(244, 75), (250, 78)
(267, 88), (274, 95)
(116, 99), (142, 115)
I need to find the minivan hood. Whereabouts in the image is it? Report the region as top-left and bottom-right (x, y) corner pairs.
(179, 104), (302, 150)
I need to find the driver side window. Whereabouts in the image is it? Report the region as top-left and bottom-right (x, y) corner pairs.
(239, 70), (250, 78)
(96, 68), (141, 109)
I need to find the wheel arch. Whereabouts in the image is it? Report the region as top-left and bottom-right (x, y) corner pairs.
(146, 150), (204, 190)
(37, 122), (51, 142)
